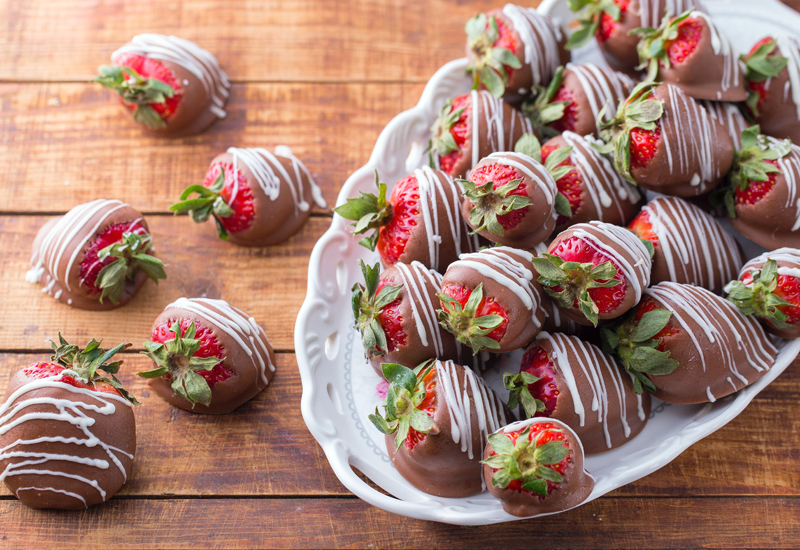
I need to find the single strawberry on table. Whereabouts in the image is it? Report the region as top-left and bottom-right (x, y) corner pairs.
(481, 418), (595, 517)
(0, 335), (138, 510)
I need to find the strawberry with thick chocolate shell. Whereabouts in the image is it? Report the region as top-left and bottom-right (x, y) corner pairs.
(25, 199), (166, 310)
(95, 34), (230, 137)
(428, 90), (533, 178)
(139, 297), (276, 414)
(505, 332), (649, 455)
(603, 281), (777, 403)
(335, 169), (480, 271)
(459, 151), (558, 249)
(482, 418), (594, 517)
(370, 360), (511, 498)
(465, 5), (568, 104)
(352, 260), (459, 375)
(172, 146), (327, 246)
(0, 335), (138, 510)
(438, 247), (547, 354)
(598, 82), (734, 196)
(725, 249), (800, 339)
(721, 126), (800, 250)
(632, 11), (745, 102)
(629, 196), (743, 293)
(533, 221), (652, 327)
(742, 36), (799, 144)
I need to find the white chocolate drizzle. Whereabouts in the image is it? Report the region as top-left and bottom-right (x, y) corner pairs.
(775, 35), (800, 120)
(766, 138), (800, 232)
(393, 262), (446, 357)
(639, 0), (706, 29)
(469, 90), (533, 170)
(485, 151), (557, 206)
(501, 4), (563, 87)
(699, 100), (748, 150)
(565, 64), (633, 126)
(691, 12), (741, 99)
(738, 247), (800, 282)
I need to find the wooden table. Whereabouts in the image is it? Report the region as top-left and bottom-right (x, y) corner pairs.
(1, 0), (799, 547)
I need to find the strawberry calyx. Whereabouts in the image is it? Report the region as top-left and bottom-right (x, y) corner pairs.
(521, 66), (570, 140)
(465, 13), (522, 98)
(94, 64), (176, 128)
(631, 10), (694, 82)
(171, 166), (239, 240)
(515, 133), (575, 218)
(368, 361), (438, 451)
(597, 81), (665, 185)
(566, 0), (623, 50)
(481, 424), (570, 496)
(600, 305), (678, 394)
(138, 320), (225, 407)
(351, 260), (404, 357)
(47, 333), (138, 404)
(460, 176), (530, 236)
(333, 171), (393, 251)
(95, 230), (166, 304)
(725, 259), (794, 329)
(743, 38), (788, 117)
(504, 371), (546, 418)
(428, 100), (468, 164)
(437, 283), (506, 354)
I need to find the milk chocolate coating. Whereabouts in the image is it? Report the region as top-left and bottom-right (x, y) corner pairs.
(700, 100), (749, 150)
(482, 418), (594, 517)
(747, 37), (800, 145)
(0, 370), (136, 510)
(26, 200), (152, 311)
(206, 147), (325, 247)
(523, 332), (650, 455)
(147, 298), (276, 414)
(442, 90), (532, 178)
(387, 360), (512, 498)
(545, 132), (642, 234)
(462, 152), (557, 250)
(730, 140), (800, 250)
(540, 298), (597, 342)
(367, 262), (459, 376)
(637, 197), (743, 293)
(556, 64), (634, 137)
(631, 84), (734, 196)
(441, 247), (547, 352)
(642, 282), (777, 404)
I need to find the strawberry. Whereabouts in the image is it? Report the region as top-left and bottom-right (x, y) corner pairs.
(567, 0), (627, 50)
(351, 260), (405, 361)
(465, 12), (522, 98)
(542, 144), (580, 226)
(743, 38), (790, 118)
(94, 54), (180, 128)
(597, 0), (630, 43)
(438, 283), (509, 352)
(504, 346), (556, 418)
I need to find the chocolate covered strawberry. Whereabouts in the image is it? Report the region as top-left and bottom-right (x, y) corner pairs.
(505, 332), (649, 455)
(139, 297), (276, 415)
(566, 0), (705, 76)
(482, 418), (594, 517)
(370, 360), (510, 498)
(438, 247), (547, 354)
(726, 249), (800, 339)
(533, 221), (652, 326)
(428, 90), (532, 178)
(722, 126), (800, 249)
(459, 151), (558, 249)
(352, 260), (459, 375)
(629, 196), (743, 293)
(465, 5), (568, 103)
(26, 199), (166, 310)
(742, 36), (799, 144)
(598, 82), (734, 196)
(96, 34), (230, 137)
(632, 11), (745, 101)
(0, 335), (137, 510)
(603, 282), (777, 402)
(172, 146), (326, 246)
(335, 168), (480, 270)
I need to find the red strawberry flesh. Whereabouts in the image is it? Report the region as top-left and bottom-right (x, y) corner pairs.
(542, 143), (582, 225)
(378, 175), (421, 265)
(597, 0), (630, 43)
(630, 124), (661, 169)
(735, 159), (777, 206)
(375, 279), (408, 352)
(745, 38), (777, 114)
(441, 284), (509, 342)
(741, 271), (800, 325)
(549, 86), (578, 134)
(520, 345), (559, 416)
(151, 318), (233, 387)
(496, 421), (570, 496)
(203, 162), (255, 234)
(628, 210), (659, 249)
(79, 221), (149, 294)
(664, 16), (702, 66)
(634, 298), (680, 350)
(113, 53), (183, 120)
(405, 369), (437, 450)
(438, 95), (472, 175)
(23, 362), (121, 395)
(469, 162), (530, 230)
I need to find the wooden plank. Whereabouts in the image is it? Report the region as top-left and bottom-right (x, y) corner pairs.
(0, 215), (330, 351)
(0, 82), (426, 214)
(0, 351), (798, 498)
(0, 0), (505, 83)
(0, 496), (797, 549)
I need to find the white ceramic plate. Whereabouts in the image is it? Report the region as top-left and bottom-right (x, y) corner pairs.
(295, 0), (800, 525)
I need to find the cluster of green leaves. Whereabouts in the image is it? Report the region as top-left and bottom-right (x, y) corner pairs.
(333, 171), (392, 251)
(96, 231), (166, 304)
(504, 371), (546, 418)
(565, 0), (622, 50)
(460, 177), (530, 236)
(436, 283), (504, 354)
(427, 101), (467, 163)
(726, 259), (793, 329)
(521, 66), (570, 140)
(351, 260), (403, 357)
(170, 167), (235, 240)
(514, 133), (575, 218)
(465, 13), (522, 98)
(630, 10), (693, 82)
(742, 39), (789, 116)
(94, 65), (175, 127)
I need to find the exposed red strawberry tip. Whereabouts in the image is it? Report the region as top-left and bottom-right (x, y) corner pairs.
(113, 53), (183, 120)
(79, 221), (148, 293)
(441, 284), (509, 342)
(468, 162), (530, 230)
(736, 158), (779, 206)
(377, 175), (421, 265)
(549, 86), (578, 134)
(741, 271), (800, 326)
(151, 318), (233, 387)
(202, 162), (256, 234)
(597, 0), (630, 43)
(542, 143), (582, 225)
(405, 371), (437, 450)
(520, 346), (559, 416)
(628, 210), (658, 249)
(23, 362), (121, 395)
(495, 422), (570, 497)
(437, 95), (472, 174)
(375, 279), (407, 352)
(630, 124), (661, 169)
(665, 16), (702, 66)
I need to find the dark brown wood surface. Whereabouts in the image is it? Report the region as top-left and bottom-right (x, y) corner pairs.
(1, 0), (799, 548)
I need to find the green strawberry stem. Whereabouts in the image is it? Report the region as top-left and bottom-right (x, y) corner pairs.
(427, 100), (467, 166)
(565, 0), (622, 50)
(333, 171), (392, 251)
(49, 333), (139, 405)
(504, 371), (546, 418)
(465, 13), (522, 98)
(743, 39), (789, 117)
(94, 64), (175, 128)
(459, 177), (530, 236)
(170, 166), (235, 240)
(138, 320), (224, 407)
(531, 253), (621, 326)
(630, 10), (693, 82)
(514, 133), (575, 218)
(368, 361), (438, 450)
(481, 425), (570, 496)
(437, 283), (504, 354)
(521, 66), (570, 139)
(351, 260), (403, 357)
(96, 231), (166, 304)
(726, 259), (793, 329)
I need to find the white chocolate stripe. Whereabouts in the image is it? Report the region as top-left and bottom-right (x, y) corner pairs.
(501, 4), (562, 88)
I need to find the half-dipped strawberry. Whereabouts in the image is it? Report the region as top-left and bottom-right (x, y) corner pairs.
(726, 249), (800, 339)
(0, 335), (137, 510)
(370, 360), (511, 498)
(482, 418), (594, 517)
(533, 221), (652, 326)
